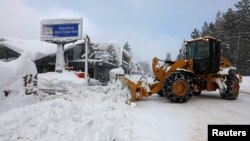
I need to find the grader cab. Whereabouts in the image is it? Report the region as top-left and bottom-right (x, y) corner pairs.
(119, 36), (242, 103)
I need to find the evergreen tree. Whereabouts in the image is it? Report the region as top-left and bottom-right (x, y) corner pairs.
(200, 21), (210, 36)
(191, 28), (200, 39)
(221, 8), (238, 64)
(177, 40), (186, 59)
(215, 11), (223, 31)
(123, 41), (131, 52)
(234, 0), (250, 74)
(214, 11), (225, 39)
(208, 22), (216, 37)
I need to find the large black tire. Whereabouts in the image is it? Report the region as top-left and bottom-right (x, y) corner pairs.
(154, 77), (164, 97)
(162, 71), (193, 103)
(220, 75), (239, 100)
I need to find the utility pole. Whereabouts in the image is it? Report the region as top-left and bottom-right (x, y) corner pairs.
(84, 35), (89, 79)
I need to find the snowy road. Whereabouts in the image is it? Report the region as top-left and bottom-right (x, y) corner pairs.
(134, 91), (250, 141)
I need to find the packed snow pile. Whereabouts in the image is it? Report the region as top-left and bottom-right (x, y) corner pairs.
(0, 88), (134, 141)
(240, 76), (250, 94)
(0, 71), (135, 141)
(0, 52), (37, 97)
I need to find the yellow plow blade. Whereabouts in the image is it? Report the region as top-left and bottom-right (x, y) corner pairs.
(117, 76), (151, 102)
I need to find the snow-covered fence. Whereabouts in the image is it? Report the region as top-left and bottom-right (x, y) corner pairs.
(23, 74), (38, 95)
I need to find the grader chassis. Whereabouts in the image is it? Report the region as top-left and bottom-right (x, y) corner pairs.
(119, 36), (242, 103)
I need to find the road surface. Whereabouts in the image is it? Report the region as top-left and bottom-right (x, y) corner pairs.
(134, 91), (250, 141)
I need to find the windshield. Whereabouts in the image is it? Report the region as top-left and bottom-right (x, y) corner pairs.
(187, 41), (209, 59)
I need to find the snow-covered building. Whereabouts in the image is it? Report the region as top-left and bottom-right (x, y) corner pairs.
(0, 37), (56, 61)
(0, 37), (57, 73)
(0, 37), (132, 83)
(63, 41), (131, 83)
(130, 62), (144, 75)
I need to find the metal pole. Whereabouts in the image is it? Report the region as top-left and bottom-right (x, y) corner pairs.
(84, 36), (88, 79)
(55, 43), (65, 73)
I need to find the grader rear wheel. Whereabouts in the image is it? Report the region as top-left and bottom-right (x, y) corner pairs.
(220, 75), (239, 100)
(163, 71), (193, 103)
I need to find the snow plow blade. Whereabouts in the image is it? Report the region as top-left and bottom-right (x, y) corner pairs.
(117, 75), (152, 102)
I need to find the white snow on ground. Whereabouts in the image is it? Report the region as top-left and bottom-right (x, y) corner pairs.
(240, 76), (250, 94)
(0, 72), (249, 141)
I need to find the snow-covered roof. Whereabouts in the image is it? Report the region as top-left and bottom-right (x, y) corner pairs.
(96, 42), (119, 50)
(186, 36), (218, 42)
(0, 37), (57, 60)
(64, 41), (120, 51)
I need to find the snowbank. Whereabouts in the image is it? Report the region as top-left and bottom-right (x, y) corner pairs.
(38, 71), (85, 85)
(0, 96), (133, 140)
(240, 76), (250, 94)
(0, 72), (135, 141)
(0, 52), (37, 95)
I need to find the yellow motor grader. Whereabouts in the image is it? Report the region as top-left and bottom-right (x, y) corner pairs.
(119, 36), (242, 103)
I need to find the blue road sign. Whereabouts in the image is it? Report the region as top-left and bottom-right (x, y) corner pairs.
(43, 23), (79, 37)
(41, 19), (82, 41)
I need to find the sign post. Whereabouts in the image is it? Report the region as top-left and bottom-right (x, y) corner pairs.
(40, 19), (83, 72)
(55, 43), (65, 72)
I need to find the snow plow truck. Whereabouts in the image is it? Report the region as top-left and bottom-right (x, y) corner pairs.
(118, 36), (242, 103)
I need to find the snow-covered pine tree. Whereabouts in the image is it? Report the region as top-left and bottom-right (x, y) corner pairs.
(177, 40), (186, 59)
(191, 28), (200, 39)
(200, 21), (210, 36)
(214, 11), (224, 38)
(221, 8), (238, 64)
(234, 0), (250, 75)
(123, 41), (131, 52)
(208, 22), (216, 37)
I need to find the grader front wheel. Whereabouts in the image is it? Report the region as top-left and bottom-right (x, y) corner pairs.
(163, 71), (193, 103)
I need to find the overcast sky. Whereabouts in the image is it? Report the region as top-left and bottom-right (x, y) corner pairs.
(0, 0), (238, 62)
